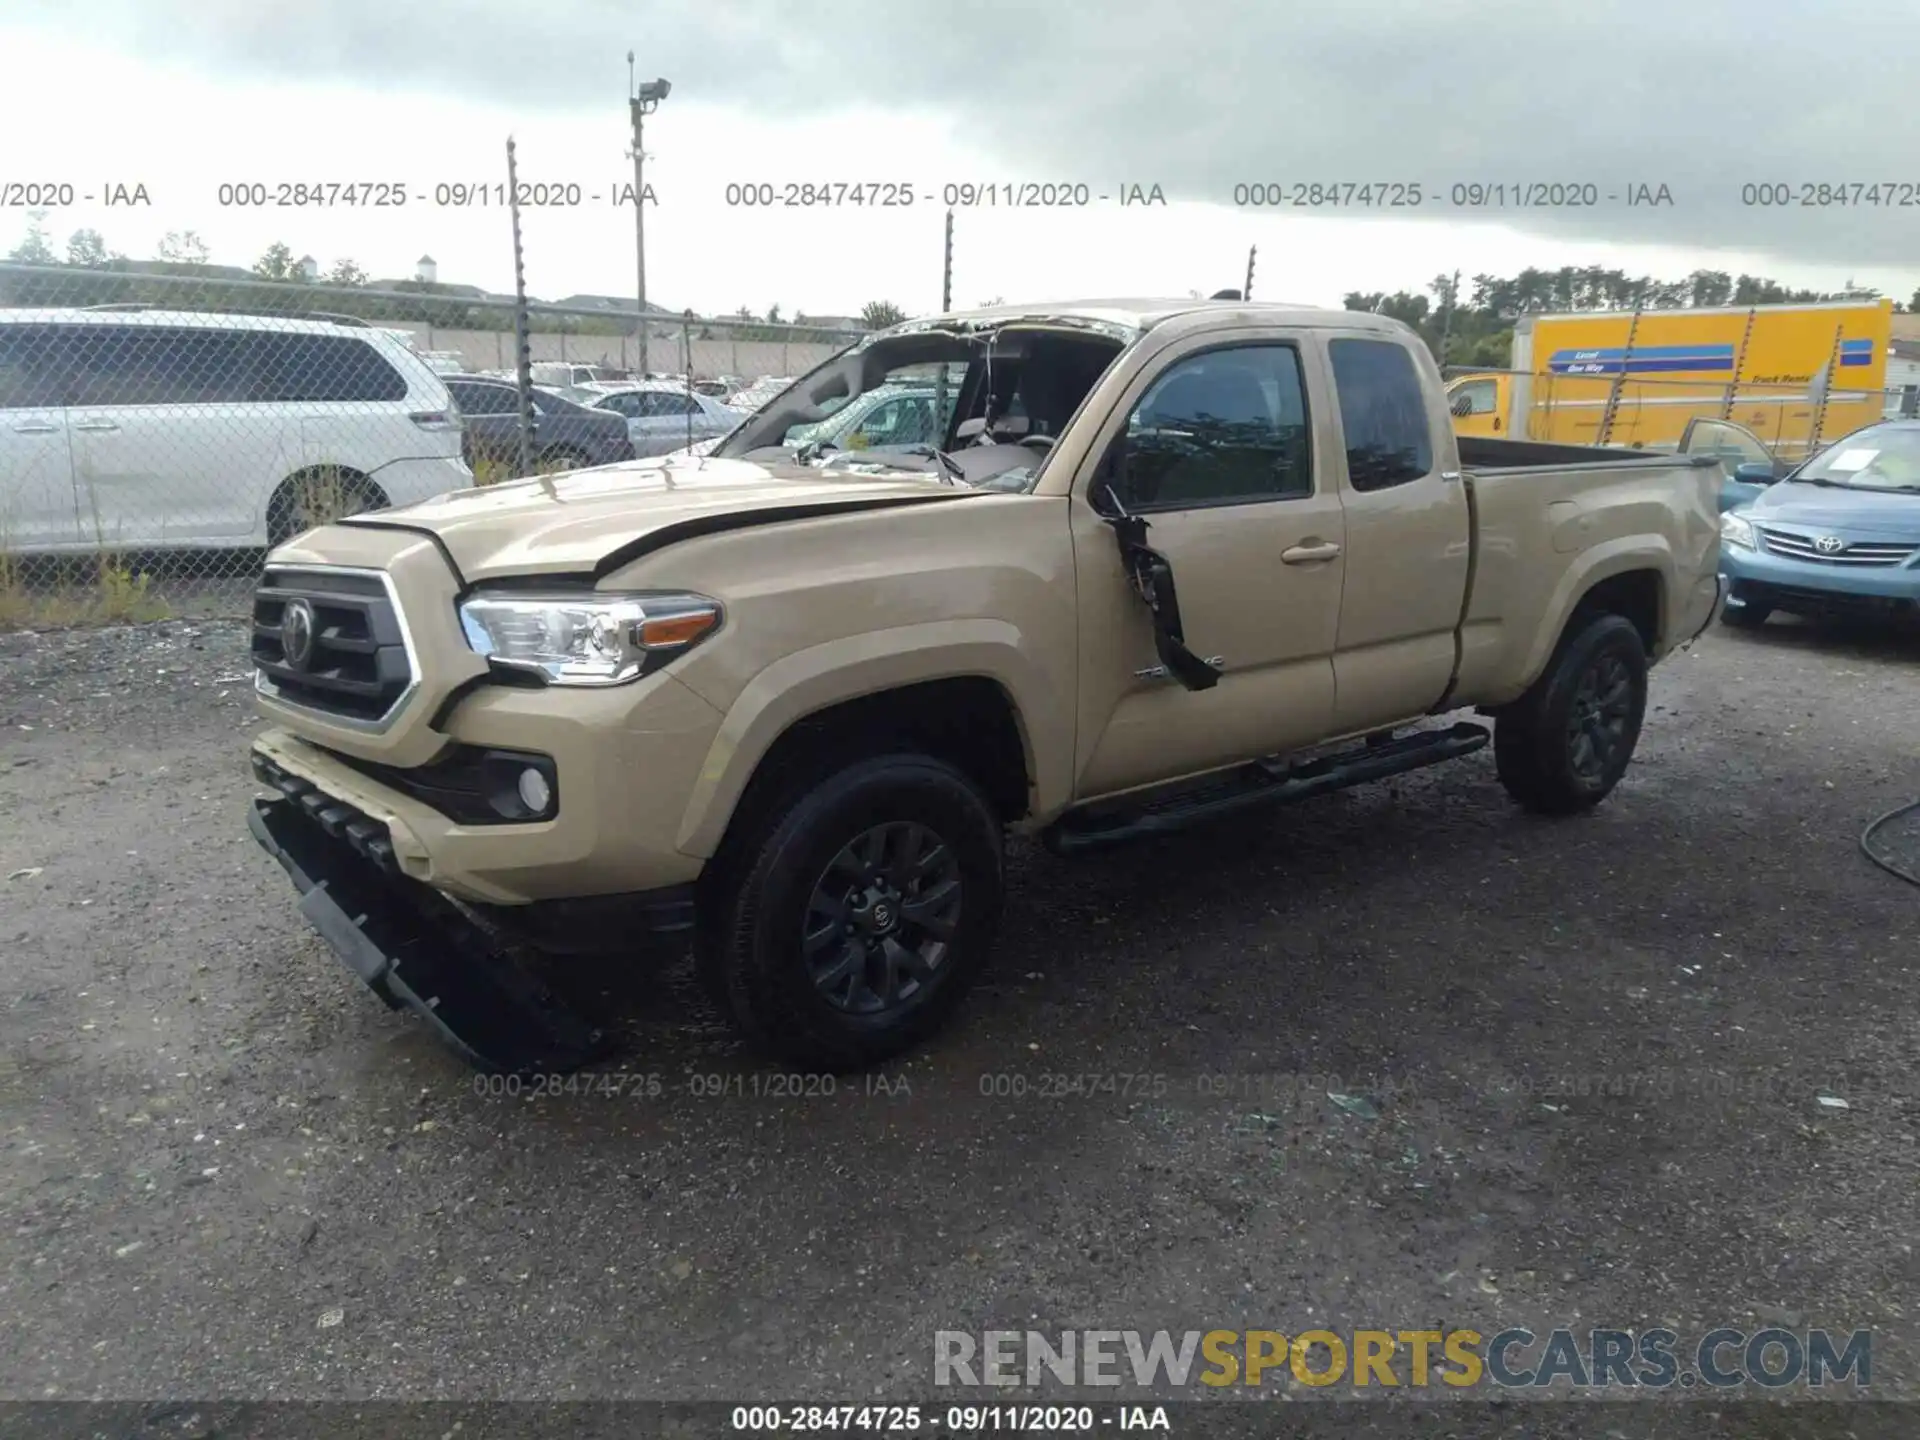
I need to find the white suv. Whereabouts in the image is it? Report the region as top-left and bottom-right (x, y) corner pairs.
(0, 308), (471, 553)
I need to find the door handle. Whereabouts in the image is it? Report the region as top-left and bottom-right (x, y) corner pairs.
(1281, 540), (1342, 564)
(72, 420), (120, 432)
(11, 423), (58, 434)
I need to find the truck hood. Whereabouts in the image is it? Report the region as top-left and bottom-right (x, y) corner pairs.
(339, 454), (970, 580)
(1745, 479), (1920, 538)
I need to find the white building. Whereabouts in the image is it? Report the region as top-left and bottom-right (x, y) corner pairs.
(1886, 339), (1920, 417)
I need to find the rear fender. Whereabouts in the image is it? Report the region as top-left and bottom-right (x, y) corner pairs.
(1503, 538), (1675, 703)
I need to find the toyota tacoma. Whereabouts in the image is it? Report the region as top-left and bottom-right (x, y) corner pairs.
(246, 298), (1724, 1073)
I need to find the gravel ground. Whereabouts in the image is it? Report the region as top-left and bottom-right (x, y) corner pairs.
(2, 614), (1919, 1419)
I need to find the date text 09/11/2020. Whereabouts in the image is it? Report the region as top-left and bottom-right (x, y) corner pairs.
(197, 180), (1171, 209)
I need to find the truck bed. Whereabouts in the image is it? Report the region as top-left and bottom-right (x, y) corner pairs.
(1449, 442), (1722, 706)
(1457, 434), (1688, 470)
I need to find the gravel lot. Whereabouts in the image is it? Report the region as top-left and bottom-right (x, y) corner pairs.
(3, 613), (1919, 1415)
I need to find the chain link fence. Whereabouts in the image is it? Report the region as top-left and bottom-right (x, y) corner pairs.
(0, 261), (864, 623)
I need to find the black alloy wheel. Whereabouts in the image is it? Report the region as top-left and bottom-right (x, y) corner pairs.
(802, 821), (963, 1015)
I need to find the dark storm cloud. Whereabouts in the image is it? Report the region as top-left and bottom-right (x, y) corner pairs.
(33, 0), (1920, 273)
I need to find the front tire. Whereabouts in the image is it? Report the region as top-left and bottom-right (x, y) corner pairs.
(704, 754), (1003, 1069)
(1494, 613), (1649, 815)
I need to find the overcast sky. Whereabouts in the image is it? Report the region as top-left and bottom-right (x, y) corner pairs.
(5, 3), (1917, 316)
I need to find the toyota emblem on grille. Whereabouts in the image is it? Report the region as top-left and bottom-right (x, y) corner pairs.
(281, 598), (317, 670)
(1814, 535), (1846, 555)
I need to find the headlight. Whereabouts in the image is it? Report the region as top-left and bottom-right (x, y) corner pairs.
(1720, 510), (1756, 550)
(457, 591), (721, 685)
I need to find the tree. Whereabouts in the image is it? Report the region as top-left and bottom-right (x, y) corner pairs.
(1686, 269), (1733, 308)
(253, 242), (302, 281)
(861, 299), (907, 329)
(734, 305), (754, 320)
(326, 258), (368, 286)
(66, 228), (112, 267)
(7, 211), (55, 264)
(765, 303), (782, 324)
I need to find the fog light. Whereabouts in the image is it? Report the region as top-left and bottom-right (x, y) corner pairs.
(516, 767), (552, 814)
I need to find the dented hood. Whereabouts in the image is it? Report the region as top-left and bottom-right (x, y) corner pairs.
(339, 454), (971, 581)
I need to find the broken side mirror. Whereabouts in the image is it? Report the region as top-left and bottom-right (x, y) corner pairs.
(1092, 439), (1134, 515)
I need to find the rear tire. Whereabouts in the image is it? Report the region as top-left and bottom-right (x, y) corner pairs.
(1494, 613), (1649, 816)
(702, 753), (1003, 1070)
(266, 470), (388, 547)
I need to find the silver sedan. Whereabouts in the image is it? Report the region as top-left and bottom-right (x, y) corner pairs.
(584, 384), (746, 457)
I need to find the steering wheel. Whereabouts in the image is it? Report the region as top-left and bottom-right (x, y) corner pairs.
(1019, 434), (1056, 452)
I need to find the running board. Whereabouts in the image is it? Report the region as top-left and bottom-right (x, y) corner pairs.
(1040, 722), (1490, 855)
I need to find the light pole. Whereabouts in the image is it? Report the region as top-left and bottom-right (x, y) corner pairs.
(628, 57), (670, 378)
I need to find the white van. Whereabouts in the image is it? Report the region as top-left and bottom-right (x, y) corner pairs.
(529, 362), (622, 392)
(0, 308), (471, 553)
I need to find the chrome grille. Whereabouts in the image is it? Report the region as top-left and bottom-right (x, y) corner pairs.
(251, 567), (415, 725)
(1757, 527), (1919, 567)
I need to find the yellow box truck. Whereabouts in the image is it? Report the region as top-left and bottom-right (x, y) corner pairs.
(1446, 298), (1892, 459)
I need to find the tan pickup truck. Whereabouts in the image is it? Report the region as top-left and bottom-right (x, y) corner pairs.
(245, 298), (1724, 1073)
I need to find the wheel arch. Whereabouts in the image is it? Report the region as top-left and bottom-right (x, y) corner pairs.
(1500, 544), (1671, 705)
(674, 624), (1069, 861)
(266, 465), (390, 544)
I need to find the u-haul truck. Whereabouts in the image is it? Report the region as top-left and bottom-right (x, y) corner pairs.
(1446, 298), (1892, 458)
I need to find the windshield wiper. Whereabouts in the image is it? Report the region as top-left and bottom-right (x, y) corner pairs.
(1796, 476), (1920, 492)
(888, 443), (966, 483)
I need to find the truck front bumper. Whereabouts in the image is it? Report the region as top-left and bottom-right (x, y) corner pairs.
(248, 788), (620, 1073)
(1720, 543), (1920, 620)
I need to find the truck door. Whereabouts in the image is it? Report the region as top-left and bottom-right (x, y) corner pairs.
(1446, 374), (1505, 438)
(1321, 334), (1473, 735)
(1068, 333), (1342, 797)
(1678, 416), (1783, 512)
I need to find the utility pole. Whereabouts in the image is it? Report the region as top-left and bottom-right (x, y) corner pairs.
(1437, 268), (1461, 368)
(935, 209), (954, 436)
(941, 208), (954, 312)
(628, 57), (670, 379)
(1244, 245), (1256, 302)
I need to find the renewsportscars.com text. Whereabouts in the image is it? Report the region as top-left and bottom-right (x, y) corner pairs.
(934, 1327), (1869, 1390)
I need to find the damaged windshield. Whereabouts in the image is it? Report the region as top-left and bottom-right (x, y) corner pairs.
(712, 319), (1134, 492)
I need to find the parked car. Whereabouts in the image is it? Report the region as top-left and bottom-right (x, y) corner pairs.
(529, 362), (622, 393)
(443, 376), (635, 474)
(1713, 417), (1920, 628)
(1673, 416), (1805, 515)
(724, 377), (798, 413)
(245, 296), (1722, 1074)
(785, 382), (942, 452)
(0, 307), (469, 551)
(583, 383), (744, 457)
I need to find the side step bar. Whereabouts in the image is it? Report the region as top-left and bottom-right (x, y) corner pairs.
(249, 797), (611, 1074)
(1041, 721), (1490, 855)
